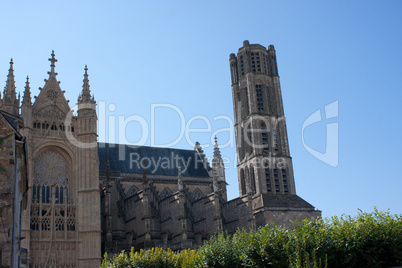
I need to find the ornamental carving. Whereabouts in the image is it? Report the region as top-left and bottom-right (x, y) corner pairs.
(30, 149), (76, 266)
(46, 88), (58, 101)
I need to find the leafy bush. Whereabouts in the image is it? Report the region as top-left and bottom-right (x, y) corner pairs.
(101, 209), (402, 268)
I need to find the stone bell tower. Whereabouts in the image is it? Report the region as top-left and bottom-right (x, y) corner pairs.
(230, 40), (295, 197)
(229, 41), (321, 227)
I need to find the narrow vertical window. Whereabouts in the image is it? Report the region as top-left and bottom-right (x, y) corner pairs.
(266, 86), (271, 113)
(240, 56), (244, 76)
(236, 92), (241, 118)
(273, 129), (278, 151)
(247, 125), (253, 154)
(261, 123), (269, 154)
(282, 168), (288, 193)
(274, 168), (280, 192)
(250, 166), (256, 195)
(244, 88), (249, 116)
(240, 169), (246, 195)
(256, 53), (261, 72)
(245, 166), (250, 193)
(265, 167), (272, 192)
(256, 85), (264, 111)
(251, 53), (256, 72)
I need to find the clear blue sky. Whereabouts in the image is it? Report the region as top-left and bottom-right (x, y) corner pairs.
(1, 1), (401, 218)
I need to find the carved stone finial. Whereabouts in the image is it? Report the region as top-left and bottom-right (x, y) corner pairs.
(48, 50), (58, 76)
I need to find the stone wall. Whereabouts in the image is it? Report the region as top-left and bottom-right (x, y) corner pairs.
(0, 116), (15, 267)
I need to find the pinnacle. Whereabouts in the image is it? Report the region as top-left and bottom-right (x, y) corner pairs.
(78, 65), (95, 104)
(213, 136), (222, 158)
(4, 58), (16, 98)
(22, 75), (32, 106)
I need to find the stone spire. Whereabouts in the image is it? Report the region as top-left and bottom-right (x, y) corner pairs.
(47, 50), (58, 78)
(2, 58), (20, 115)
(212, 136), (225, 181)
(78, 65), (95, 104)
(3, 59), (16, 97)
(22, 76), (32, 107)
(213, 136), (222, 162)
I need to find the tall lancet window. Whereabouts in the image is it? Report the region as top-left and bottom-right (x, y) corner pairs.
(244, 87), (250, 116)
(240, 169), (246, 195)
(31, 150), (75, 235)
(256, 84), (264, 111)
(250, 166), (256, 195)
(247, 125), (253, 154)
(273, 129), (279, 151)
(261, 123), (269, 154)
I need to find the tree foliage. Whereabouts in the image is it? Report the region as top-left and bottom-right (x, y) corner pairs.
(101, 208), (402, 268)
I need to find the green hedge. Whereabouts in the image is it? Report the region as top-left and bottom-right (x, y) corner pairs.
(101, 208), (402, 268)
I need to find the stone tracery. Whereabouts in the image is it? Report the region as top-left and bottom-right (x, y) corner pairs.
(30, 149), (77, 267)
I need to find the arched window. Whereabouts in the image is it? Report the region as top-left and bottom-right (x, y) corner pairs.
(31, 149), (75, 234)
(247, 124), (253, 154)
(192, 189), (203, 201)
(160, 188), (172, 199)
(33, 121), (41, 129)
(51, 122), (57, 130)
(240, 169), (246, 195)
(42, 121), (49, 129)
(250, 165), (256, 195)
(126, 185), (137, 198)
(245, 166), (250, 194)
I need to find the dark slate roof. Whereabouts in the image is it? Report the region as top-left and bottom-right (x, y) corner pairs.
(98, 142), (211, 177)
(0, 111), (22, 138)
(262, 193), (315, 209)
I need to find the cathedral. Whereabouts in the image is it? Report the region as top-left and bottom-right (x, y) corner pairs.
(0, 41), (321, 267)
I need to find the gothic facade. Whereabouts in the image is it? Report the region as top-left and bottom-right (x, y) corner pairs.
(0, 41), (320, 267)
